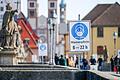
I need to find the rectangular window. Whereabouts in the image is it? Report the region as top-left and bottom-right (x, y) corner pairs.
(97, 27), (104, 37)
(0, 7), (4, 11)
(118, 27), (120, 37)
(97, 46), (104, 55)
(50, 2), (54, 8)
(30, 10), (35, 17)
(30, 2), (34, 7)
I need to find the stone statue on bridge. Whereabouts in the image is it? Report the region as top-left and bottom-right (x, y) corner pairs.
(0, 3), (26, 64)
(0, 3), (21, 49)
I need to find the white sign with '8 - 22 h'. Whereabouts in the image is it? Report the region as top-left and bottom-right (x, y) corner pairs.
(69, 21), (91, 52)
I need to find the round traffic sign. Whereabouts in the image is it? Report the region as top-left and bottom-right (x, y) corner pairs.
(40, 44), (46, 51)
(71, 23), (88, 40)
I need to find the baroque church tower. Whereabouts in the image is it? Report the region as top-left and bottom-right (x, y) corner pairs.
(59, 0), (66, 23)
(48, 0), (58, 18)
(27, 0), (38, 32)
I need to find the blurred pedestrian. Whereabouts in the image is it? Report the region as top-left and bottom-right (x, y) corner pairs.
(97, 56), (103, 71)
(110, 55), (114, 71)
(59, 55), (65, 66)
(89, 56), (96, 70)
(54, 53), (59, 65)
(75, 57), (78, 68)
(103, 45), (108, 62)
(114, 55), (118, 73)
(64, 55), (69, 66)
(82, 57), (88, 70)
(69, 57), (75, 67)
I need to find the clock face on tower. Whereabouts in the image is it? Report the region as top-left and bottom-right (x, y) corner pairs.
(40, 35), (46, 43)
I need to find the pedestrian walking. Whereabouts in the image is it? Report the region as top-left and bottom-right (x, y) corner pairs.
(114, 55), (118, 73)
(54, 54), (59, 65)
(59, 55), (65, 66)
(82, 57), (88, 70)
(97, 56), (103, 71)
(103, 45), (108, 62)
(75, 57), (78, 68)
(89, 56), (96, 70)
(110, 55), (114, 71)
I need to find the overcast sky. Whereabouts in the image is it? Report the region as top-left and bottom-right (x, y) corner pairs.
(21, 0), (120, 20)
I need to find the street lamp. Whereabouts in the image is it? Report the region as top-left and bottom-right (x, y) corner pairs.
(48, 18), (52, 64)
(113, 32), (118, 73)
(113, 32), (117, 54)
(48, 10), (57, 65)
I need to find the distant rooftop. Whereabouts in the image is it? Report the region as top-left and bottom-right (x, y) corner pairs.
(82, 2), (120, 26)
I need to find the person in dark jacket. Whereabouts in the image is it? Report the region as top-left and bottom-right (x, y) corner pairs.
(59, 55), (65, 66)
(89, 56), (96, 70)
(110, 55), (114, 71)
(90, 56), (96, 65)
(75, 57), (78, 68)
(97, 56), (103, 71)
(54, 53), (59, 65)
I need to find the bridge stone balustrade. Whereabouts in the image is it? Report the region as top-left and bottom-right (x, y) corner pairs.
(0, 64), (117, 80)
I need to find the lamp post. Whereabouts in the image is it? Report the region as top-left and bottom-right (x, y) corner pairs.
(48, 10), (57, 65)
(113, 32), (118, 73)
(113, 32), (117, 54)
(48, 19), (52, 64)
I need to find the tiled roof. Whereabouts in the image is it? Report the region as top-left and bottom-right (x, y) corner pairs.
(82, 2), (120, 26)
(18, 19), (38, 49)
(17, 12), (39, 49)
(82, 4), (112, 22)
(92, 2), (120, 26)
(18, 12), (39, 40)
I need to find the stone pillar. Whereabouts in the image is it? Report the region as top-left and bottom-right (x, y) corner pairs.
(0, 50), (17, 65)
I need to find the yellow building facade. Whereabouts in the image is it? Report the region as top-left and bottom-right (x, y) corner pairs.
(92, 26), (120, 61)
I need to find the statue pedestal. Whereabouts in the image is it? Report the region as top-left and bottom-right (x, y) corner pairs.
(0, 50), (17, 65)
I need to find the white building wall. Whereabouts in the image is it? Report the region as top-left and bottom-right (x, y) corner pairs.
(37, 15), (47, 29)
(28, 18), (36, 30)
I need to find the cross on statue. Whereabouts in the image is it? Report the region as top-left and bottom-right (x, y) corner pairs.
(14, 0), (21, 10)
